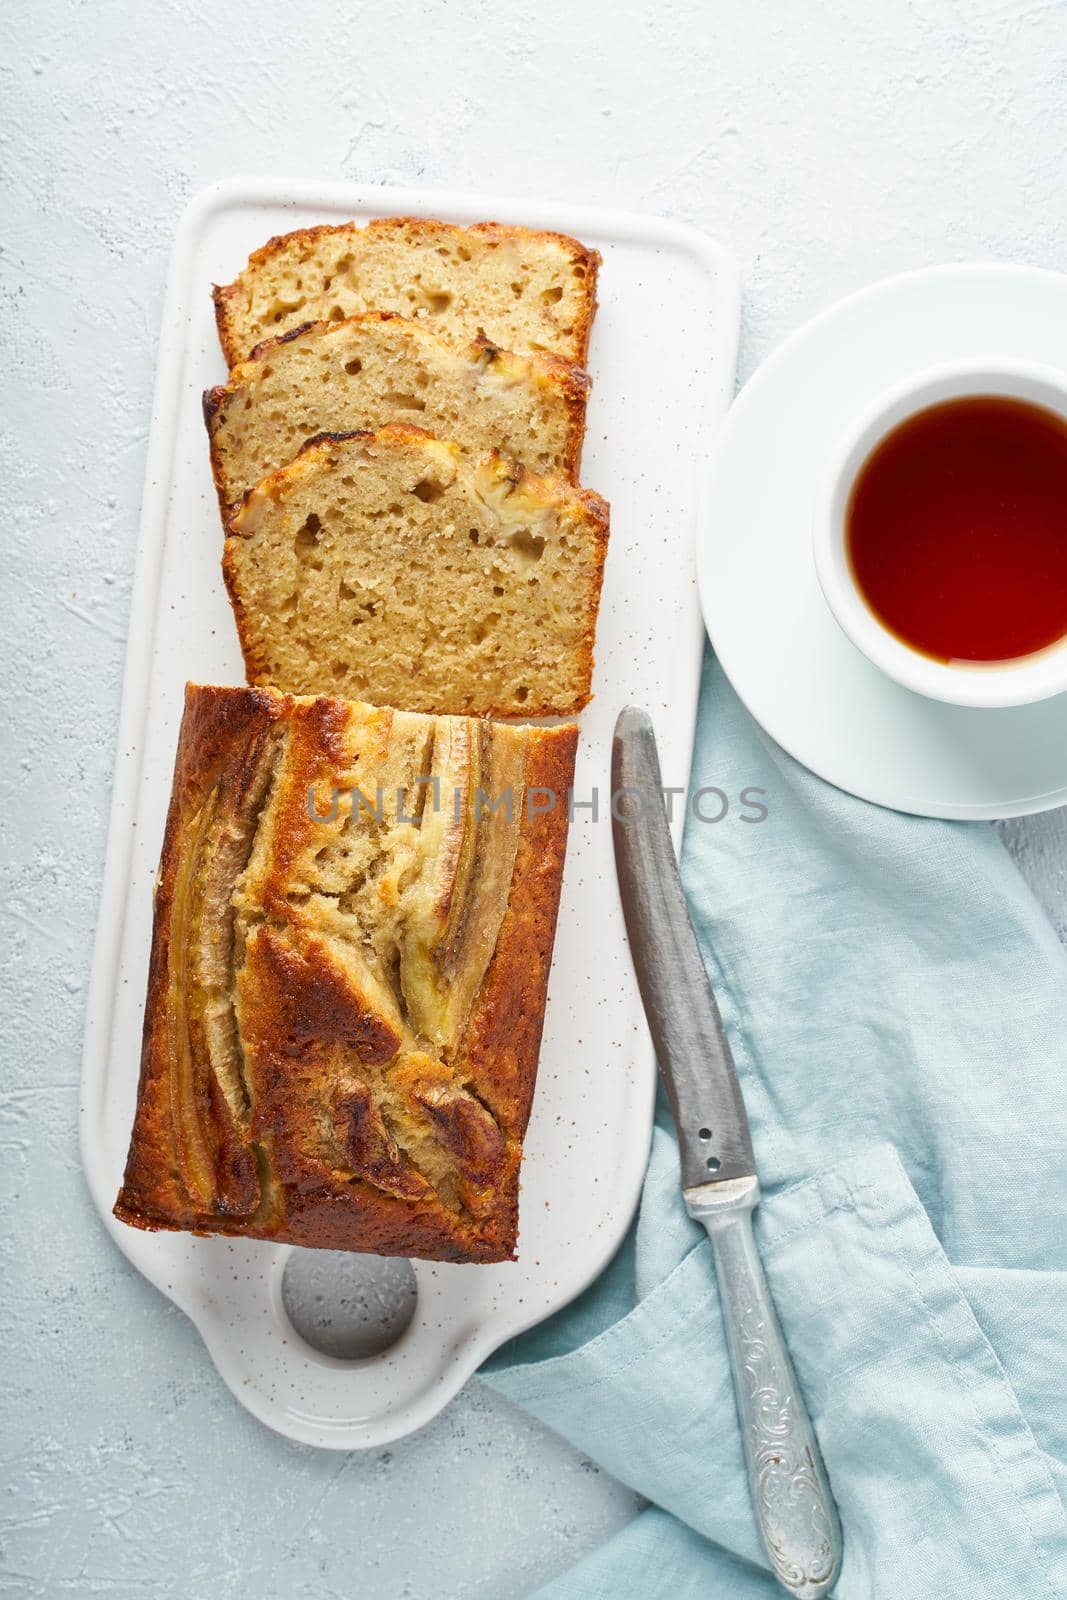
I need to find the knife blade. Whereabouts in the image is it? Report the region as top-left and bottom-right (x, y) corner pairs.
(611, 705), (755, 1191)
(611, 706), (842, 1600)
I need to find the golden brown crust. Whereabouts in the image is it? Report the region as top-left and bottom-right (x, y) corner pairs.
(455, 724), (578, 1138)
(114, 684), (577, 1262)
(571, 485), (611, 712)
(113, 685), (290, 1233)
(212, 216), (601, 368)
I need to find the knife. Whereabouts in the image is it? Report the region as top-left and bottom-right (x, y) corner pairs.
(611, 706), (843, 1599)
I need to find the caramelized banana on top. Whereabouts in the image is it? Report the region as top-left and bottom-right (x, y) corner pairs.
(114, 683), (577, 1263)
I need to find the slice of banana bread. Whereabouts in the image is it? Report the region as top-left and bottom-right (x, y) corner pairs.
(213, 217), (599, 367)
(223, 425), (610, 718)
(114, 683), (578, 1261)
(204, 312), (591, 514)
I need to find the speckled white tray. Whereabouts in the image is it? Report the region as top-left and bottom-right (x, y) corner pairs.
(79, 177), (739, 1448)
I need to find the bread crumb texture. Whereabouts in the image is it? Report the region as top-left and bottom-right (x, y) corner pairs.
(223, 425), (609, 718)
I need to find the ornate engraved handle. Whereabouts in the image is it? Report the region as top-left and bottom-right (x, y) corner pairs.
(686, 1177), (842, 1598)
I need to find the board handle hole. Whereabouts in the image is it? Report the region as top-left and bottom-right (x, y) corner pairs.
(281, 1249), (417, 1359)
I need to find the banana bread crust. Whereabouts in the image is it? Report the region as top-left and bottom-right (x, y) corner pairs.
(212, 216), (601, 368)
(114, 684), (578, 1262)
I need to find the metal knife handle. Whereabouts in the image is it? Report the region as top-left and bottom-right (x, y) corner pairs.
(687, 1178), (842, 1598)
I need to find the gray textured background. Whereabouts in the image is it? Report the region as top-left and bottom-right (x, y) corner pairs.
(3, 1), (1067, 1595)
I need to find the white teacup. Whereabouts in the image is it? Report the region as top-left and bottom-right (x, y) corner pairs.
(812, 361), (1067, 709)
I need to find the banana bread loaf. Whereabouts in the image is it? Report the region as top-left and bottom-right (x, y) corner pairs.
(114, 683), (578, 1262)
(223, 424), (610, 717)
(213, 217), (599, 367)
(204, 312), (590, 514)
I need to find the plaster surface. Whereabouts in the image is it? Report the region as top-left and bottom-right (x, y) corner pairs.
(4, 2), (1067, 1594)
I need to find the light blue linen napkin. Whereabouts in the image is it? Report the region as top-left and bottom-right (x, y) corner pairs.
(483, 654), (1067, 1598)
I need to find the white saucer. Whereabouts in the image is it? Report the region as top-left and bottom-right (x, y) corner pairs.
(697, 263), (1067, 820)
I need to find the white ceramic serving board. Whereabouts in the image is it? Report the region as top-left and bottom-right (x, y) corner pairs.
(80, 178), (739, 1449)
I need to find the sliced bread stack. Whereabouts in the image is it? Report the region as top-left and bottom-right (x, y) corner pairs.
(112, 217), (610, 1266)
(208, 216), (607, 716)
